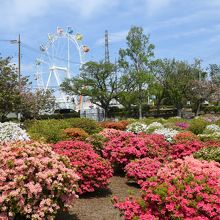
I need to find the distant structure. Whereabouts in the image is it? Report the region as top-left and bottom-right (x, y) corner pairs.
(105, 30), (110, 63)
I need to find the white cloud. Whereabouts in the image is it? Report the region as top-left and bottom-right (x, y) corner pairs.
(0, 0), (119, 30)
(144, 0), (173, 14)
(163, 25), (220, 40)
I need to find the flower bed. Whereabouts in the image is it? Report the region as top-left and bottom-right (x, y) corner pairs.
(115, 157), (220, 220)
(53, 140), (113, 194)
(0, 141), (79, 220)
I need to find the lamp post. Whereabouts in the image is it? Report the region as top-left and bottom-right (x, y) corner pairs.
(10, 34), (21, 92)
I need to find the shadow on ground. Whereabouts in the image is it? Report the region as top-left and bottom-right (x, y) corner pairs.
(55, 212), (80, 220)
(80, 188), (112, 199)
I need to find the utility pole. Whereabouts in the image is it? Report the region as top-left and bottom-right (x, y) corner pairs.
(18, 34), (21, 92)
(105, 30), (110, 63)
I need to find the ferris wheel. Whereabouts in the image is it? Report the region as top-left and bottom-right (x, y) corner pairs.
(35, 27), (89, 109)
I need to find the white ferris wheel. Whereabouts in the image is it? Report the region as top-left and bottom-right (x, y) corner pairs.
(35, 27), (89, 109)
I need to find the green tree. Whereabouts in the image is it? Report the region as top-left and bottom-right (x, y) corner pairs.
(118, 26), (155, 119)
(61, 61), (119, 117)
(0, 57), (29, 121)
(20, 89), (56, 120)
(153, 59), (198, 117)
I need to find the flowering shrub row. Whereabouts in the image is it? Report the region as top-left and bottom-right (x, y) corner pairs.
(0, 141), (79, 220)
(115, 157), (220, 220)
(53, 140), (113, 194)
(0, 122), (30, 142)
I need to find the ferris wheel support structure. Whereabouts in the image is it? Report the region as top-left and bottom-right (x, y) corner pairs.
(34, 27), (89, 109)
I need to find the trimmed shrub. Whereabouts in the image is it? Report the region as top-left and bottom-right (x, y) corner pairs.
(100, 121), (128, 130)
(189, 118), (207, 134)
(0, 141), (79, 220)
(53, 140), (113, 194)
(114, 157), (220, 220)
(65, 118), (101, 134)
(64, 128), (89, 140)
(26, 119), (68, 143)
(25, 118), (101, 143)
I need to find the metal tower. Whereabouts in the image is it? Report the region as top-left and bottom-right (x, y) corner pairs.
(105, 30), (110, 63)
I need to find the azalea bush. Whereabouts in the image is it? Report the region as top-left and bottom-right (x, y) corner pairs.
(53, 140), (113, 194)
(125, 158), (162, 185)
(103, 132), (169, 170)
(126, 121), (164, 134)
(173, 131), (199, 143)
(194, 147), (220, 163)
(0, 122), (30, 142)
(126, 122), (148, 133)
(86, 134), (107, 156)
(201, 114), (220, 123)
(153, 127), (178, 142)
(145, 122), (164, 133)
(114, 157), (220, 220)
(170, 140), (204, 159)
(175, 121), (190, 130)
(0, 141), (79, 220)
(198, 132), (220, 141)
(203, 124), (220, 134)
(64, 127), (89, 140)
(99, 128), (126, 140)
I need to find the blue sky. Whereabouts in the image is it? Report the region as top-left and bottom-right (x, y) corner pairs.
(0, 0), (220, 87)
